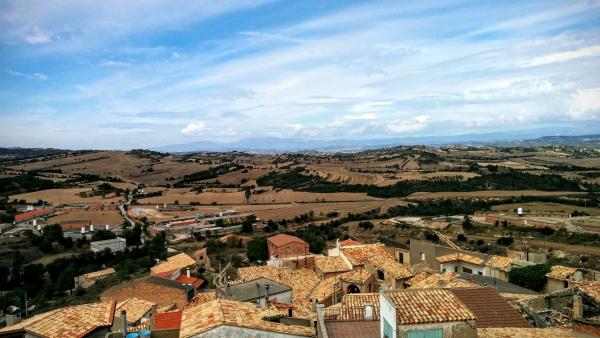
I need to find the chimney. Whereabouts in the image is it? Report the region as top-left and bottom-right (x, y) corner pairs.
(187, 268), (191, 278)
(106, 224), (110, 230)
(90, 224), (94, 232)
(573, 294), (583, 319)
(81, 226), (85, 234)
(265, 284), (270, 303)
(364, 304), (373, 320)
(33, 219), (37, 227)
(121, 310), (127, 337)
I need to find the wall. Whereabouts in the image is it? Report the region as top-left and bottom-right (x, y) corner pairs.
(100, 282), (189, 309)
(573, 319), (600, 337)
(268, 241), (310, 259)
(380, 293), (397, 338)
(483, 267), (509, 282)
(409, 240), (457, 271)
(395, 321), (477, 338)
(188, 325), (311, 338)
(91, 239), (126, 253)
(440, 262), (484, 276)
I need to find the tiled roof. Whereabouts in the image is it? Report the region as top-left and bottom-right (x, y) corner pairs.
(315, 256), (352, 274)
(574, 281), (600, 304)
(156, 303), (178, 313)
(115, 298), (156, 323)
(232, 266), (320, 302)
(185, 292), (216, 309)
(154, 311), (183, 330)
(150, 253), (196, 275)
(325, 321), (380, 338)
(366, 253), (413, 279)
(0, 302), (115, 338)
(309, 274), (344, 303)
(193, 247), (207, 257)
(338, 239), (361, 247)
(267, 234), (307, 247)
(84, 267), (116, 279)
(340, 267), (372, 284)
(450, 287), (530, 328)
(15, 208), (54, 222)
(406, 271), (433, 286)
(269, 300), (317, 321)
(339, 293), (380, 320)
(179, 299), (315, 338)
(485, 256), (515, 272)
(383, 289), (476, 325)
(477, 328), (576, 338)
(546, 265), (578, 280)
(437, 252), (485, 265)
(410, 272), (479, 289)
(340, 244), (387, 266)
(175, 275), (204, 289)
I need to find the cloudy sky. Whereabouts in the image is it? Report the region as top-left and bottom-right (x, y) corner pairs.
(1, 0), (599, 149)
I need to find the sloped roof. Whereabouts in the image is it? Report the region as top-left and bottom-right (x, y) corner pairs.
(450, 287), (530, 328)
(150, 253), (196, 275)
(382, 289), (476, 325)
(315, 256), (352, 274)
(406, 271), (433, 286)
(485, 256), (516, 272)
(179, 299), (314, 338)
(339, 293), (380, 320)
(574, 281), (600, 304)
(477, 328), (576, 338)
(340, 244), (387, 266)
(185, 292), (216, 309)
(338, 239), (361, 247)
(410, 272), (479, 289)
(232, 266), (320, 302)
(340, 267), (372, 284)
(437, 252), (485, 265)
(0, 302), (115, 338)
(175, 275), (204, 289)
(83, 267), (116, 279)
(366, 253), (413, 279)
(267, 234), (307, 247)
(154, 311), (182, 330)
(546, 265), (578, 280)
(115, 297), (156, 323)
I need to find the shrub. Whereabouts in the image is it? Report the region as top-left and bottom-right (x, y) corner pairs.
(509, 264), (551, 292)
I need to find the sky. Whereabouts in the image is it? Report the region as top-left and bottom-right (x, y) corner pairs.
(1, 0), (600, 149)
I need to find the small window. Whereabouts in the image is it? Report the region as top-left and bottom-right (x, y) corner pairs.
(442, 268), (446, 272)
(478, 271), (483, 275)
(564, 280), (569, 288)
(377, 270), (385, 280)
(462, 267), (473, 273)
(399, 252), (404, 264)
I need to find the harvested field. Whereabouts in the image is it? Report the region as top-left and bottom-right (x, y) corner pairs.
(491, 202), (600, 216)
(478, 161), (548, 170)
(10, 188), (123, 204)
(47, 211), (125, 225)
(407, 190), (586, 200)
(208, 168), (272, 185)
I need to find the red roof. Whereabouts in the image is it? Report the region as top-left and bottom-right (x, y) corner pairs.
(175, 275), (204, 289)
(15, 208), (54, 222)
(267, 234), (307, 247)
(339, 239), (361, 247)
(153, 311), (182, 330)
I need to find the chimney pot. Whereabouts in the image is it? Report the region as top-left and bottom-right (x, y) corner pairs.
(120, 310), (127, 337)
(187, 268), (191, 278)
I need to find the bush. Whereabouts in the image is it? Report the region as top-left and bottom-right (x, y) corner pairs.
(457, 234), (467, 242)
(358, 221), (374, 230)
(425, 230), (439, 242)
(247, 237), (268, 262)
(496, 236), (514, 246)
(509, 264), (551, 292)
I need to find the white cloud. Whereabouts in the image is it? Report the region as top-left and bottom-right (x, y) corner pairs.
(388, 115), (430, 133)
(343, 113), (377, 120)
(99, 60), (131, 67)
(6, 69), (48, 80)
(569, 88), (600, 119)
(24, 26), (52, 44)
(181, 122), (206, 136)
(172, 52), (181, 58)
(529, 45), (600, 66)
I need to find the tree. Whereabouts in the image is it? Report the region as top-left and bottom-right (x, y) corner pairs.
(147, 233), (166, 260)
(242, 215), (256, 234)
(509, 264), (551, 292)
(205, 239), (226, 254)
(462, 215), (473, 231)
(457, 234), (467, 241)
(358, 221), (374, 230)
(91, 229), (117, 242)
(42, 224), (64, 243)
(215, 218), (225, 227)
(496, 236), (514, 246)
(244, 188), (252, 204)
(247, 237), (268, 262)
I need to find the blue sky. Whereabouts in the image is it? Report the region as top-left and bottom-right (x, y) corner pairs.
(1, 0), (600, 149)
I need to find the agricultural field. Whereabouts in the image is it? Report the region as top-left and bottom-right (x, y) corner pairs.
(47, 211), (125, 225)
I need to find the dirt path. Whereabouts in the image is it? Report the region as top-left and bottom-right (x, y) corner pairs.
(466, 234), (600, 256)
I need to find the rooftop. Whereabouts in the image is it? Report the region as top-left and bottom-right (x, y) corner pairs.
(102, 276), (194, 296)
(0, 302), (115, 338)
(185, 292), (217, 309)
(90, 237), (126, 245)
(153, 311), (183, 331)
(232, 266), (320, 302)
(338, 239), (361, 247)
(410, 272), (479, 289)
(365, 253), (413, 279)
(338, 293), (380, 320)
(340, 244), (387, 266)
(485, 255), (516, 272)
(179, 299), (314, 338)
(150, 253), (196, 275)
(383, 289), (476, 325)
(175, 274), (204, 289)
(450, 287), (530, 328)
(574, 281), (600, 304)
(325, 321), (380, 338)
(477, 327), (576, 338)
(83, 267), (116, 279)
(315, 256), (352, 274)
(227, 277), (291, 302)
(458, 272), (538, 295)
(405, 271), (433, 286)
(546, 265), (578, 280)
(267, 233), (308, 247)
(115, 298), (156, 324)
(437, 252), (485, 265)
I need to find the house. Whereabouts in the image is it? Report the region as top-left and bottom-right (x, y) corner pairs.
(232, 266), (320, 303)
(14, 208), (54, 223)
(226, 277), (292, 306)
(193, 247), (211, 271)
(437, 252), (485, 275)
(112, 298), (156, 332)
(0, 302), (115, 338)
(150, 252), (196, 276)
(546, 265), (583, 293)
(90, 237), (126, 253)
(364, 253), (413, 290)
(100, 276), (195, 309)
(267, 234), (310, 259)
(483, 255), (517, 281)
(314, 256), (352, 278)
(409, 239), (460, 270)
(178, 299), (315, 338)
(319, 293), (381, 338)
(152, 310), (183, 332)
(74, 267), (116, 288)
(408, 272), (479, 289)
(380, 289), (477, 338)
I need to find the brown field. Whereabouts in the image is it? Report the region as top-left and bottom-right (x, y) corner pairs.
(208, 168), (272, 185)
(47, 211), (125, 225)
(478, 161), (548, 170)
(525, 156), (600, 169)
(10, 188), (124, 204)
(407, 190), (586, 200)
(491, 202), (600, 216)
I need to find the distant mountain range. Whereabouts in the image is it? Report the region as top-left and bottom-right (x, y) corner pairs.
(152, 132), (600, 153)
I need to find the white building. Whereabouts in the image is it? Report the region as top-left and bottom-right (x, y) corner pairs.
(90, 237), (127, 253)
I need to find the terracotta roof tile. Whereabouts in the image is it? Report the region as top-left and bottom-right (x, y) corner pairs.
(340, 267), (372, 284)
(15, 208), (54, 222)
(406, 271), (433, 286)
(154, 310), (182, 330)
(232, 266), (320, 302)
(450, 287), (530, 328)
(340, 244), (387, 266)
(179, 299), (314, 338)
(315, 256), (352, 274)
(338, 239), (361, 247)
(185, 292), (216, 309)
(115, 298), (156, 323)
(175, 275), (204, 289)
(383, 289), (476, 325)
(574, 281), (600, 304)
(339, 293), (380, 320)
(325, 321), (380, 338)
(0, 302), (115, 338)
(150, 253), (196, 275)
(267, 234), (307, 247)
(410, 272), (479, 289)
(269, 300), (316, 321)
(84, 267), (116, 279)
(477, 328), (576, 338)
(366, 253), (413, 279)
(437, 252), (485, 265)
(485, 256), (516, 272)
(546, 265), (578, 280)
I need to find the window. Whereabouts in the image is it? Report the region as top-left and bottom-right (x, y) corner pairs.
(399, 252), (404, 263)
(383, 318), (393, 338)
(377, 270), (385, 280)
(407, 328), (443, 338)
(442, 268), (446, 272)
(564, 280), (569, 288)
(462, 267), (473, 273)
(478, 271), (483, 275)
